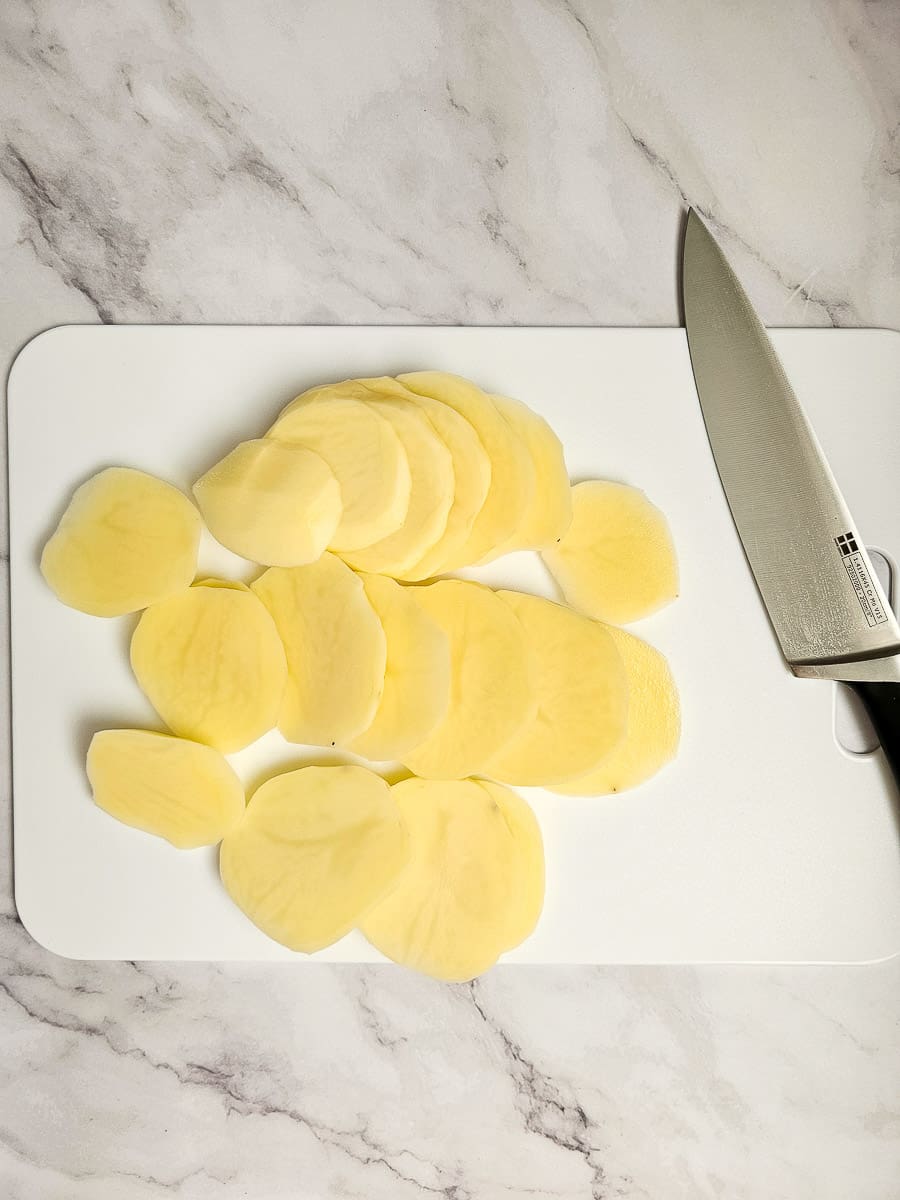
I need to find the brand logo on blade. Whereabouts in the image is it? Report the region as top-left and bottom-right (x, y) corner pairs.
(834, 532), (889, 627)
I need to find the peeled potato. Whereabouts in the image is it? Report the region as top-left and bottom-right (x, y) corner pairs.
(87, 729), (244, 849)
(221, 765), (408, 953)
(251, 555), (387, 747)
(484, 591), (628, 786)
(193, 438), (341, 566)
(402, 580), (535, 780)
(551, 626), (680, 795)
(130, 580), (287, 752)
(476, 780), (545, 950)
(348, 574), (450, 762)
(491, 394), (572, 549)
(359, 778), (526, 981)
(398, 372), (534, 564)
(542, 480), (678, 624)
(268, 390), (411, 551)
(41, 467), (201, 617)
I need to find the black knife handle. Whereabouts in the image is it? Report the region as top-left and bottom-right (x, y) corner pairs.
(847, 681), (900, 788)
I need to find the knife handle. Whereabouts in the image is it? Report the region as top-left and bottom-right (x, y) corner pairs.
(847, 681), (900, 787)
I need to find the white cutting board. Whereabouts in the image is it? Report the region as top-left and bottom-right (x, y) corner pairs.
(8, 326), (900, 964)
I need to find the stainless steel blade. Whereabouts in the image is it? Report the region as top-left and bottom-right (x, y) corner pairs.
(682, 210), (900, 678)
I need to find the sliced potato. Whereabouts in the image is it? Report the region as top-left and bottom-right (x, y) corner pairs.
(87, 729), (244, 849)
(491, 394), (572, 549)
(551, 626), (680, 795)
(484, 591), (628, 786)
(475, 780), (545, 950)
(41, 467), (201, 617)
(251, 555), (387, 747)
(398, 372), (534, 564)
(348, 574), (450, 762)
(130, 580), (287, 752)
(221, 765), (408, 953)
(402, 580), (535, 780)
(268, 389), (410, 552)
(542, 480), (678, 624)
(193, 438), (340, 566)
(358, 778), (525, 980)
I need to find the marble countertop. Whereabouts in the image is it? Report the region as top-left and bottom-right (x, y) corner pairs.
(1, 2), (899, 1197)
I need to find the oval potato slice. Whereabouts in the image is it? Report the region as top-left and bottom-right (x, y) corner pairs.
(476, 780), (545, 951)
(551, 626), (680, 796)
(484, 591), (628, 786)
(130, 580), (288, 752)
(542, 480), (678, 624)
(348, 574), (450, 763)
(41, 467), (201, 617)
(221, 765), (408, 953)
(491, 394), (572, 549)
(251, 555), (387, 748)
(193, 438), (341, 566)
(87, 729), (245, 849)
(402, 580), (535, 780)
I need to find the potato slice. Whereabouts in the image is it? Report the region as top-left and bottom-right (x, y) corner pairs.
(398, 372), (535, 564)
(348, 574), (450, 762)
(193, 438), (341, 566)
(551, 627), (680, 795)
(87, 729), (244, 849)
(130, 580), (288, 752)
(268, 389), (411, 552)
(358, 778), (525, 980)
(221, 765), (408, 953)
(402, 580), (535, 780)
(542, 480), (678, 624)
(475, 780), (545, 950)
(41, 467), (201, 617)
(341, 394), (454, 577)
(484, 591), (628, 786)
(251, 555), (387, 747)
(491, 394), (572, 549)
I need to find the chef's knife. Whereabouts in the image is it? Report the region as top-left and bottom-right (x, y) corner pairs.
(682, 209), (900, 786)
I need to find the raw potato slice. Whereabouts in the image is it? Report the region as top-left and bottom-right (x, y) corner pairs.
(476, 780), (545, 949)
(551, 627), (680, 795)
(484, 592), (628, 786)
(402, 580), (535, 780)
(359, 778), (524, 981)
(268, 391), (411, 552)
(341, 395), (454, 577)
(251, 555), (387, 747)
(130, 580), (288, 752)
(193, 438), (341, 566)
(221, 765), (408, 953)
(348, 574), (451, 762)
(491, 394), (572, 549)
(87, 729), (244, 849)
(41, 467), (201, 617)
(542, 480), (678, 624)
(398, 372), (535, 564)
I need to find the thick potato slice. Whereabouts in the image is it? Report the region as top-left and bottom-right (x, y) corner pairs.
(484, 591), (628, 786)
(491, 394), (572, 549)
(359, 778), (527, 980)
(551, 627), (680, 795)
(221, 765), (408, 953)
(193, 438), (341, 566)
(402, 580), (535, 780)
(348, 574), (450, 762)
(341, 394), (454, 577)
(268, 389), (411, 552)
(251, 555), (387, 747)
(542, 480), (678, 624)
(87, 729), (244, 849)
(476, 780), (545, 949)
(130, 580), (288, 752)
(398, 372), (535, 564)
(41, 467), (201, 617)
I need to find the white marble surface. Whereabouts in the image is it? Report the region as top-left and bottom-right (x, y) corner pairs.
(1, 1), (899, 1196)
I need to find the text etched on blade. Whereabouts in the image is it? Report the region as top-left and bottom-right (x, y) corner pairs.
(834, 534), (889, 628)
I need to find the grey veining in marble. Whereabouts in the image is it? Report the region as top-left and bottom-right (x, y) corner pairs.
(1, 1), (899, 1197)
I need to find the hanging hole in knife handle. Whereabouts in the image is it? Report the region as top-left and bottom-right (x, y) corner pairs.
(834, 549), (896, 756)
